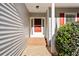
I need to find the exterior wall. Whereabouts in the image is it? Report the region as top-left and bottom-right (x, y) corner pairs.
(55, 8), (79, 28)
(29, 13), (46, 17)
(15, 3), (30, 38)
(55, 7), (79, 17)
(0, 3), (25, 56)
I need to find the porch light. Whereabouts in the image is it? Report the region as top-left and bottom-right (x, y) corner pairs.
(36, 5), (39, 9)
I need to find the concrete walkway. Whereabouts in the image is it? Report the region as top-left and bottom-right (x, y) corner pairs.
(22, 38), (52, 56)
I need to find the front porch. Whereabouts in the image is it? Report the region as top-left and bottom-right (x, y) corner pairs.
(16, 3), (53, 56)
(22, 38), (52, 56)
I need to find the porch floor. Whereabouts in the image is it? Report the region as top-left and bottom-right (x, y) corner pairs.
(22, 38), (52, 56)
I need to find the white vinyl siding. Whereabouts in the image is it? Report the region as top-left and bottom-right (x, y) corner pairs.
(0, 3), (25, 56)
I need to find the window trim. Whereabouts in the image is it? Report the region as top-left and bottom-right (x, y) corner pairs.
(64, 13), (77, 24)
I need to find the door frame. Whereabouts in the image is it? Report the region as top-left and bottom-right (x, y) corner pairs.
(30, 17), (46, 37)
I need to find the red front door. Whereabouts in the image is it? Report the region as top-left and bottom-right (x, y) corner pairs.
(34, 19), (41, 32)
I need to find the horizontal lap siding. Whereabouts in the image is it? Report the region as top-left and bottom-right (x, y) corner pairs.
(0, 3), (25, 56)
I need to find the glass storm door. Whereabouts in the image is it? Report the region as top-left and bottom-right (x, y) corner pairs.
(30, 18), (44, 37)
(34, 19), (41, 32)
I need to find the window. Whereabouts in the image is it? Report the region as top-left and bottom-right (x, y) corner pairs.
(66, 14), (75, 23)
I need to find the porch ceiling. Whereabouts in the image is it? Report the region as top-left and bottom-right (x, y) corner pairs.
(25, 3), (51, 13)
(55, 3), (79, 8)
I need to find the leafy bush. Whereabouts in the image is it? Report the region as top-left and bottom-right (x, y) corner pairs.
(56, 22), (79, 56)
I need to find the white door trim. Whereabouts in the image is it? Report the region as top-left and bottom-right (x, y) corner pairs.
(30, 17), (45, 37)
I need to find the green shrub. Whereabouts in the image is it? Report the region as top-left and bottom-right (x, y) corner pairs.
(56, 22), (79, 56)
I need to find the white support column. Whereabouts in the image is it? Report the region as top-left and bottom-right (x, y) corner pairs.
(47, 7), (49, 46)
(48, 17), (52, 46)
(47, 7), (52, 46)
(51, 3), (57, 54)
